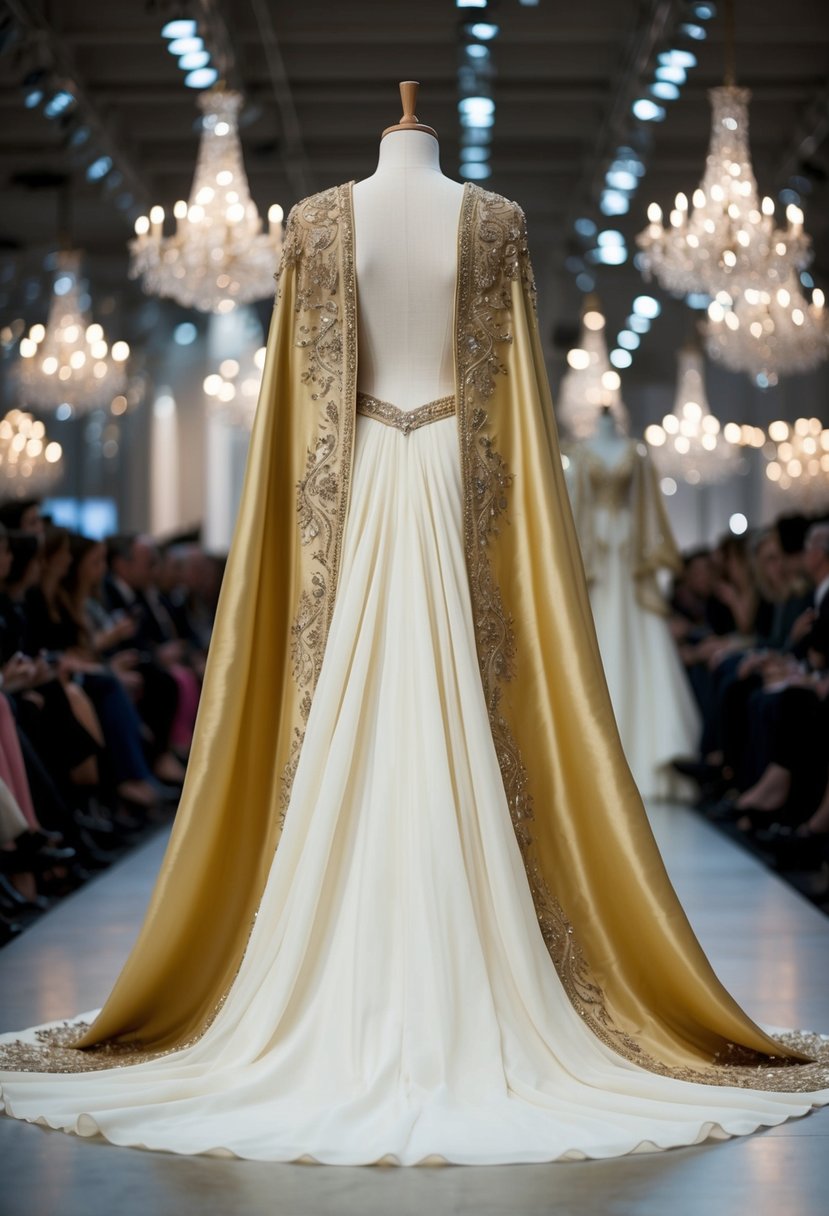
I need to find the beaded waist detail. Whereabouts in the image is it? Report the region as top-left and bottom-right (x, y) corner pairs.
(355, 391), (456, 435)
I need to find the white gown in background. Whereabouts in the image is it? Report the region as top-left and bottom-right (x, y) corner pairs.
(1, 154), (827, 1161)
(566, 440), (701, 800)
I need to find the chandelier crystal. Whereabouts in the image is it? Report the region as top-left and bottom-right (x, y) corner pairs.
(130, 89), (283, 314)
(203, 346), (265, 430)
(705, 277), (827, 386)
(0, 409), (63, 492)
(556, 299), (630, 438)
(15, 252), (129, 416)
(644, 343), (740, 485)
(636, 88), (808, 299)
(763, 416), (829, 509)
(636, 86), (826, 382)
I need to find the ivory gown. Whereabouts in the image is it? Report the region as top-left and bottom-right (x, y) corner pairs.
(565, 440), (701, 800)
(1, 179), (828, 1163)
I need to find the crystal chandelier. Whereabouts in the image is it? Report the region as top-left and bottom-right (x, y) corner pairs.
(705, 274), (827, 386)
(644, 342), (740, 485)
(634, 3), (827, 387)
(15, 252), (130, 416)
(636, 87), (809, 301)
(556, 298), (629, 438)
(0, 409), (63, 492)
(203, 346), (265, 429)
(763, 417), (829, 509)
(130, 88), (283, 314)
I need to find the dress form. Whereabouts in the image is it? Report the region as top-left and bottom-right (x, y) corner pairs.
(352, 127), (464, 411)
(584, 405), (629, 466)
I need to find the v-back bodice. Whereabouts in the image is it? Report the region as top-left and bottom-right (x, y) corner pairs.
(352, 179), (467, 411)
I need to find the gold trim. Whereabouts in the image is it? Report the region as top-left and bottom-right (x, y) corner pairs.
(355, 391), (456, 434)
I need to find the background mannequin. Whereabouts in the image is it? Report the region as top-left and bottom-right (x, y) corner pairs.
(352, 125), (464, 411)
(583, 404), (629, 464)
(565, 412), (700, 799)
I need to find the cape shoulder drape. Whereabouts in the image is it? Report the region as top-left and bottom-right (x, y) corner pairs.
(565, 440), (682, 616)
(10, 180), (827, 1090)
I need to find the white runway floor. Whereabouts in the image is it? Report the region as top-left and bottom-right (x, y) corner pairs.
(1, 802), (828, 1216)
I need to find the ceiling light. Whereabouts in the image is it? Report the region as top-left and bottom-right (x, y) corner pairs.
(470, 22), (499, 38)
(600, 190), (629, 215)
(459, 96), (495, 119)
(185, 67), (219, 89)
(650, 81), (680, 101)
(173, 322), (198, 345)
(43, 90), (76, 118)
(86, 155), (113, 181)
(168, 36), (203, 55)
(632, 294), (661, 318)
(179, 51), (211, 70)
(632, 98), (666, 122)
(594, 245), (627, 265)
(658, 49), (697, 68)
(610, 348), (633, 368)
(161, 19), (198, 38)
(656, 64), (686, 84)
(606, 169), (638, 192)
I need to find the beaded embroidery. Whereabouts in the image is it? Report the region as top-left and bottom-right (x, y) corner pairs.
(355, 391), (456, 434)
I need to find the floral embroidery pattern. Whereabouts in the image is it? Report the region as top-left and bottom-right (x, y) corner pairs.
(279, 184), (357, 813)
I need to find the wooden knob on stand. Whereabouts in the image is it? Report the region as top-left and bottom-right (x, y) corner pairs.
(382, 80), (438, 140)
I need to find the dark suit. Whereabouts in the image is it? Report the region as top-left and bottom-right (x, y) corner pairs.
(102, 574), (178, 758)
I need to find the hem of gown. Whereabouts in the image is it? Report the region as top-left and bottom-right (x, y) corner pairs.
(0, 1086), (825, 1165)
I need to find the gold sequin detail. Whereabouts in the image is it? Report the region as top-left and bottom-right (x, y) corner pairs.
(279, 182), (358, 815)
(356, 391), (456, 434)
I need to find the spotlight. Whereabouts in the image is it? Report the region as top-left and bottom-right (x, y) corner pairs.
(43, 89), (76, 118)
(161, 19), (198, 38)
(184, 67), (219, 89)
(168, 36), (203, 55)
(86, 155), (113, 181)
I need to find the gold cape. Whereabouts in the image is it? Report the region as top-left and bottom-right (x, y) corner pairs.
(15, 180), (827, 1088)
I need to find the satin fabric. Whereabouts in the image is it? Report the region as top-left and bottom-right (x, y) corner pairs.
(564, 444), (701, 799)
(2, 411), (826, 1163)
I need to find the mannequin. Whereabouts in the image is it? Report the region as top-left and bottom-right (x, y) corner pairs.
(1, 83), (828, 1164)
(352, 88), (464, 410)
(565, 408), (700, 798)
(583, 403), (630, 466)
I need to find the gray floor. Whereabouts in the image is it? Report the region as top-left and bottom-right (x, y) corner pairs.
(2, 804), (828, 1216)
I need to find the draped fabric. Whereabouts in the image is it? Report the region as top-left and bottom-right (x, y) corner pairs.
(4, 180), (827, 1093)
(561, 442), (701, 799)
(565, 441), (682, 616)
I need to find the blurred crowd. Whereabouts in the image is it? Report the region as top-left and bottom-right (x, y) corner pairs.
(669, 511), (829, 901)
(0, 496), (222, 945)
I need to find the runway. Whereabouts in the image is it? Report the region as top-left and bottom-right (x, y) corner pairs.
(1, 802), (828, 1216)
